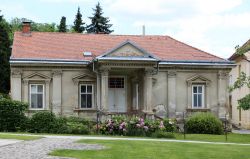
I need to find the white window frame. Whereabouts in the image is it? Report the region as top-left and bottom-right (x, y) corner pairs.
(29, 84), (45, 110)
(192, 85), (205, 108)
(79, 84), (94, 109)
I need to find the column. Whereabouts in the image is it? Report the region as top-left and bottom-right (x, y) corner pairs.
(23, 80), (29, 103)
(218, 71), (229, 118)
(100, 69), (109, 112)
(11, 70), (22, 101)
(45, 80), (50, 110)
(52, 70), (62, 115)
(167, 71), (176, 118)
(143, 68), (153, 113)
(96, 73), (101, 110)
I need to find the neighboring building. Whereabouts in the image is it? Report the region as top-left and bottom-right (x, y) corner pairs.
(229, 47), (250, 129)
(10, 22), (234, 120)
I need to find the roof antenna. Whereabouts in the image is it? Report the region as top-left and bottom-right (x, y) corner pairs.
(142, 25), (145, 36)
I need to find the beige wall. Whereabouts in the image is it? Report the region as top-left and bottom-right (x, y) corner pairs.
(230, 54), (250, 129)
(11, 64), (230, 120)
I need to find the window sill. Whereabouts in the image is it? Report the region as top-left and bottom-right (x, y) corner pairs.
(73, 108), (96, 112)
(186, 108), (210, 112)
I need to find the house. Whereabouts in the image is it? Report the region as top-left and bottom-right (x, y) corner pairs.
(10, 21), (235, 120)
(229, 43), (250, 129)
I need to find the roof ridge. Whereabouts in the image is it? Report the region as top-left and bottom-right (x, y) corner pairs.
(166, 35), (226, 61)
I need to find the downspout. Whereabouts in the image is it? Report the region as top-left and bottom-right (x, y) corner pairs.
(152, 60), (160, 75)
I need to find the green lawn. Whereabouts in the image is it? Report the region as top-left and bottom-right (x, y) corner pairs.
(51, 139), (250, 159)
(0, 133), (42, 140)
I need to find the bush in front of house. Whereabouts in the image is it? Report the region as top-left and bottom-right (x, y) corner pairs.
(27, 112), (92, 134)
(186, 112), (223, 135)
(151, 131), (175, 138)
(0, 98), (28, 132)
(99, 117), (177, 137)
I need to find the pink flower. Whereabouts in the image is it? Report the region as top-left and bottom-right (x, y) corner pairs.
(159, 121), (165, 129)
(144, 126), (149, 131)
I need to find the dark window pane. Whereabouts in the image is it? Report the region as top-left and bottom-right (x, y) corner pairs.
(193, 94), (197, 107)
(109, 78), (124, 88)
(31, 94), (37, 108)
(87, 94), (92, 108)
(198, 94), (202, 107)
(37, 85), (43, 93)
(87, 85), (92, 93)
(193, 86), (197, 93)
(81, 85), (86, 93)
(81, 94), (86, 108)
(37, 94), (43, 108)
(198, 86), (202, 93)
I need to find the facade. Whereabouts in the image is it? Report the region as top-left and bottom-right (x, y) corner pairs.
(10, 22), (234, 120)
(229, 51), (250, 129)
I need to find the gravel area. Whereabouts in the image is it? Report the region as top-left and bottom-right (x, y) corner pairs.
(0, 138), (104, 159)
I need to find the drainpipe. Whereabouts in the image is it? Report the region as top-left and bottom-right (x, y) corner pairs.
(152, 60), (160, 75)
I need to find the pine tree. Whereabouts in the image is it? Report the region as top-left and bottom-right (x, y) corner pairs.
(0, 12), (11, 93)
(86, 2), (113, 34)
(58, 16), (67, 32)
(73, 7), (85, 33)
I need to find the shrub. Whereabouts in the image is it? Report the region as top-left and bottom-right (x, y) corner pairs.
(29, 111), (58, 133)
(0, 98), (28, 132)
(151, 131), (175, 138)
(66, 122), (90, 134)
(186, 112), (223, 135)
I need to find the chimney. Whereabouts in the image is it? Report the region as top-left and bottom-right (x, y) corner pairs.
(22, 20), (31, 35)
(142, 25), (145, 36)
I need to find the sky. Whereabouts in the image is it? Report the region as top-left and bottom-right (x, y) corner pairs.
(1, 0), (250, 59)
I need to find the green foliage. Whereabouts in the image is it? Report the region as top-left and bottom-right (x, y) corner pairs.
(186, 113), (223, 135)
(73, 7), (85, 33)
(29, 111), (58, 133)
(238, 94), (250, 110)
(58, 16), (67, 32)
(151, 131), (175, 138)
(0, 98), (28, 131)
(0, 14), (11, 94)
(235, 40), (250, 56)
(86, 2), (113, 34)
(163, 118), (176, 132)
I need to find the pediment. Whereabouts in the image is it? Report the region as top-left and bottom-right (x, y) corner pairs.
(72, 73), (96, 84)
(23, 72), (51, 80)
(187, 74), (211, 86)
(97, 40), (158, 59)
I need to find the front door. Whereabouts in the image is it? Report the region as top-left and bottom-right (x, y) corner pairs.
(108, 77), (126, 112)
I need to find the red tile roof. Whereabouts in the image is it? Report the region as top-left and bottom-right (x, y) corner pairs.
(11, 32), (226, 62)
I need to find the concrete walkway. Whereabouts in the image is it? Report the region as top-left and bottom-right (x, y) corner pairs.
(232, 129), (250, 134)
(0, 139), (21, 147)
(2, 133), (250, 146)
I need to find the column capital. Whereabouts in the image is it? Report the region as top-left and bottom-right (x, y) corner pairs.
(11, 69), (22, 78)
(218, 71), (228, 80)
(99, 68), (110, 76)
(168, 71), (177, 78)
(52, 70), (63, 77)
(144, 68), (155, 76)
(23, 79), (29, 86)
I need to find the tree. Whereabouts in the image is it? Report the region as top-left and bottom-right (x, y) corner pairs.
(58, 16), (67, 32)
(73, 7), (85, 33)
(0, 12), (11, 93)
(86, 2), (113, 34)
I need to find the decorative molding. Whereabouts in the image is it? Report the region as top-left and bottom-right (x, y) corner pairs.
(23, 72), (52, 80)
(100, 62), (156, 68)
(145, 68), (156, 76)
(72, 73), (96, 85)
(99, 68), (110, 76)
(23, 79), (29, 85)
(186, 74), (211, 86)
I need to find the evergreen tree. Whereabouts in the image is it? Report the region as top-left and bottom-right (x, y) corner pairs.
(86, 2), (113, 34)
(0, 12), (11, 93)
(73, 7), (85, 33)
(58, 16), (66, 32)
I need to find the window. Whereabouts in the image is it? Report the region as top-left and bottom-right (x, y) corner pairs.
(109, 77), (124, 88)
(80, 84), (93, 109)
(192, 85), (204, 108)
(30, 84), (44, 109)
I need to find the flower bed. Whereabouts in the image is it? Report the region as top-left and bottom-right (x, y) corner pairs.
(99, 117), (176, 138)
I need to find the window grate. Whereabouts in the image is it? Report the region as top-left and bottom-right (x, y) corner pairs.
(109, 77), (124, 88)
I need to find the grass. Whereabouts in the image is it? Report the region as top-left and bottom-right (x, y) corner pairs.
(51, 139), (250, 159)
(0, 133), (42, 140)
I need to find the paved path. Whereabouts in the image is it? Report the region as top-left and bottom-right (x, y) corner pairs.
(0, 138), (104, 159)
(0, 139), (21, 147)
(2, 133), (250, 146)
(232, 129), (250, 134)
